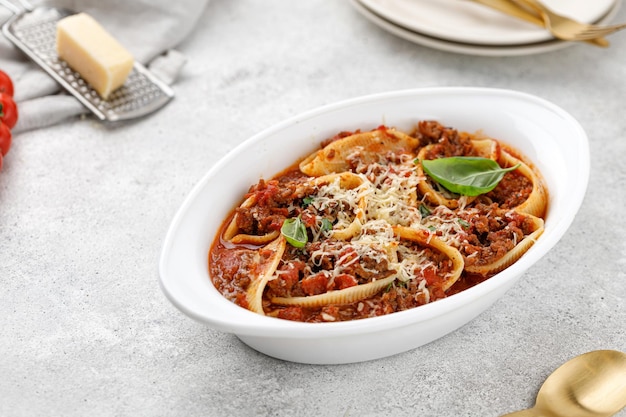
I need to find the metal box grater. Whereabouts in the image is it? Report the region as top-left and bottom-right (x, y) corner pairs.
(2, 6), (174, 122)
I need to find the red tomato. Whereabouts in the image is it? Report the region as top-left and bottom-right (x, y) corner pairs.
(0, 152), (3, 171)
(0, 122), (11, 156)
(0, 93), (18, 129)
(0, 70), (14, 97)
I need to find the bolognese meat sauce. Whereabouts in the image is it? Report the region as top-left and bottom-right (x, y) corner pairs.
(209, 121), (547, 322)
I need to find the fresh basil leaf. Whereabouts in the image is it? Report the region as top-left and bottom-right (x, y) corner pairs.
(421, 156), (520, 197)
(419, 204), (431, 218)
(281, 216), (308, 248)
(302, 196), (314, 206)
(457, 218), (470, 228)
(320, 218), (333, 233)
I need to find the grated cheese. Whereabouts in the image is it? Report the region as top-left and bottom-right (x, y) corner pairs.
(299, 153), (457, 288)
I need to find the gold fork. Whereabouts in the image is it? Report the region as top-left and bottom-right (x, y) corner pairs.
(469, 0), (609, 47)
(511, 0), (626, 41)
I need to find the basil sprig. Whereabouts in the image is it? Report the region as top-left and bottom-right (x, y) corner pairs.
(281, 216), (308, 248)
(320, 218), (333, 233)
(420, 156), (520, 197)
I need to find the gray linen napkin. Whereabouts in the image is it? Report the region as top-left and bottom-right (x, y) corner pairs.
(0, 0), (209, 132)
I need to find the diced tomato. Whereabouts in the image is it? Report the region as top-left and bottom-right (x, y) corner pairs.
(256, 181), (280, 206)
(301, 272), (330, 296)
(279, 265), (300, 287)
(422, 266), (440, 286)
(300, 211), (317, 228)
(334, 274), (358, 290)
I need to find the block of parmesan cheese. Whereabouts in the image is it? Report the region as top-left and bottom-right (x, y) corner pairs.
(56, 13), (134, 99)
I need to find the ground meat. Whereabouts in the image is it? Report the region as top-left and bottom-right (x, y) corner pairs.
(461, 208), (528, 267)
(472, 214), (491, 234)
(277, 306), (304, 321)
(361, 250), (383, 270)
(414, 120), (447, 143)
(485, 171), (533, 209)
(234, 208), (255, 234)
(308, 244), (334, 271)
(257, 210), (289, 233)
(413, 120), (477, 159)
(209, 123), (547, 323)
(266, 261), (305, 298)
(235, 170), (313, 235)
(320, 305), (341, 321)
(209, 248), (254, 302)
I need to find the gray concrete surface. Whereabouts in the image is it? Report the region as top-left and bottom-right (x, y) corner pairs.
(1, 1), (625, 416)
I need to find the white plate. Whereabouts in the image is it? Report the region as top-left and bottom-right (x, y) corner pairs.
(159, 87), (589, 364)
(360, 0), (616, 46)
(351, 0), (621, 56)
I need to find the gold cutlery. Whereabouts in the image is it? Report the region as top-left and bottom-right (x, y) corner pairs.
(512, 0), (626, 42)
(468, 0), (609, 47)
(501, 350), (626, 417)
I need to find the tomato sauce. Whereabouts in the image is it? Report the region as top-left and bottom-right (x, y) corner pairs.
(209, 121), (548, 322)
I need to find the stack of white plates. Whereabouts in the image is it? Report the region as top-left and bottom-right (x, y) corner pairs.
(350, 0), (620, 56)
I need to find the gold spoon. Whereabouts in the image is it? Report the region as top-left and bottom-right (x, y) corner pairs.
(502, 350), (626, 417)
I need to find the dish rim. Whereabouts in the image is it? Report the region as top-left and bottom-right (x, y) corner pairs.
(358, 0), (616, 46)
(159, 86), (589, 339)
(350, 0), (621, 57)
